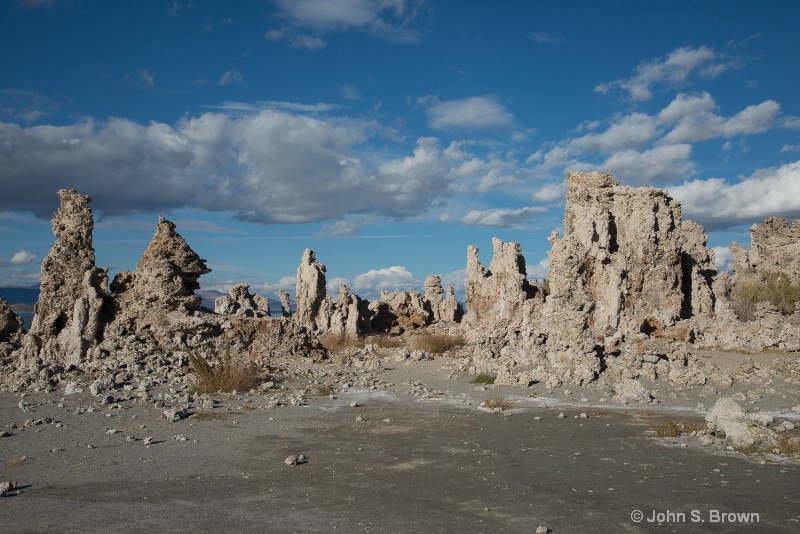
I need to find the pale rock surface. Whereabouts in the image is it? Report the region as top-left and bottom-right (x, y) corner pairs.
(215, 284), (270, 318)
(465, 238), (542, 326)
(368, 291), (430, 334)
(278, 291), (292, 318)
(545, 172), (715, 354)
(705, 397), (778, 448)
(295, 249), (327, 331)
(111, 216), (210, 314)
(16, 189), (108, 368)
(0, 297), (24, 350)
(423, 275), (463, 323)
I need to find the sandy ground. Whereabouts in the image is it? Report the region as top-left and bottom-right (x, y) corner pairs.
(2, 355), (800, 533)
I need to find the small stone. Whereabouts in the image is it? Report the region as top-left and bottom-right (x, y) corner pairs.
(382, 418), (392, 423)
(105, 429), (119, 435)
(0, 481), (17, 497)
(144, 437), (154, 446)
(285, 455), (298, 466)
(349, 401), (359, 408)
(356, 415), (365, 422)
(579, 412), (588, 419)
(536, 527), (548, 534)
(558, 412), (565, 419)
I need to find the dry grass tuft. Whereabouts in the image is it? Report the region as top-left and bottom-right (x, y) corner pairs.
(319, 331), (362, 353)
(731, 271), (800, 321)
(409, 332), (465, 354)
(776, 435), (800, 456)
(651, 418), (707, 437)
(191, 411), (225, 421)
(591, 408), (611, 418)
(483, 396), (515, 411)
(186, 345), (259, 394)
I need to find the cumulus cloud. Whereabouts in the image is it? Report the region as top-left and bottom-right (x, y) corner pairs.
(531, 181), (566, 203)
(0, 250), (37, 266)
(594, 45), (735, 101)
(421, 96), (515, 131)
(352, 265), (420, 298)
(712, 246), (733, 272)
(270, 0), (430, 44)
(218, 70), (244, 86)
(316, 218), (361, 238)
(0, 112), (498, 224)
(599, 143), (695, 184)
(570, 112), (657, 153)
(669, 160), (800, 228)
(460, 206), (546, 228)
(526, 257), (550, 280)
(659, 93), (779, 144)
(253, 276), (297, 296)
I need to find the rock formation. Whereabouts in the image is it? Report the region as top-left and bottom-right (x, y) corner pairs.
(278, 290), (292, 317)
(295, 249), (327, 330)
(111, 216), (211, 314)
(368, 291), (430, 334)
(423, 275), (463, 323)
(465, 238), (542, 325)
(0, 296), (23, 350)
(545, 171), (716, 353)
(745, 217), (800, 280)
(215, 284), (270, 318)
(16, 189), (109, 368)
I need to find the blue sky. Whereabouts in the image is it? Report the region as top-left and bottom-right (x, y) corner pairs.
(1, 0), (799, 302)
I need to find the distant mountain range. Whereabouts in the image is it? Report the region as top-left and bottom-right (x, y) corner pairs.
(0, 286), (283, 315)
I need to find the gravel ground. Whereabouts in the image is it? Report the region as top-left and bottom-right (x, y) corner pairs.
(2, 357), (799, 533)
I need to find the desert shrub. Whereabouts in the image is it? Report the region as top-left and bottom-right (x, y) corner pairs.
(651, 418), (707, 437)
(590, 408), (610, 418)
(470, 373), (496, 385)
(185, 345), (258, 394)
(319, 331), (361, 353)
(731, 271), (800, 321)
(409, 332), (465, 354)
(776, 435), (800, 456)
(482, 396), (515, 411)
(307, 383), (334, 396)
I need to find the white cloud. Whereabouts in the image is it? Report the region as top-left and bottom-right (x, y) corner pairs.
(599, 143), (695, 184)
(0, 113), (484, 224)
(0, 250), (37, 266)
(316, 218), (361, 238)
(660, 95), (779, 144)
(290, 35), (327, 50)
(253, 276), (297, 296)
(712, 246), (733, 272)
(781, 144), (800, 153)
(422, 96), (515, 131)
(526, 257), (550, 280)
(271, 0), (429, 44)
(460, 206), (546, 228)
(531, 181), (566, 203)
(595, 45), (729, 101)
(570, 112), (657, 153)
(669, 160), (800, 228)
(527, 32), (565, 44)
(352, 265), (420, 298)
(339, 85), (361, 100)
(218, 70), (244, 86)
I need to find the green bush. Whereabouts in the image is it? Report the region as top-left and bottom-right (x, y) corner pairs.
(731, 271), (800, 321)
